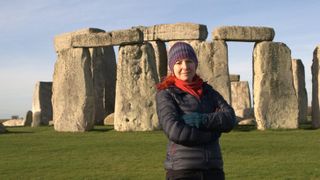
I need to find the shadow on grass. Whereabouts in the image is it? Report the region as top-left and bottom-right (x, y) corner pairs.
(299, 123), (318, 130)
(5, 131), (34, 134)
(233, 125), (257, 132)
(91, 125), (114, 132)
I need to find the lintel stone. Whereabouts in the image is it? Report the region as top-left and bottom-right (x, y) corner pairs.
(212, 26), (275, 42)
(71, 29), (143, 47)
(54, 28), (105, 52)
(134, 22), (208, 41)
(230, 74), (240, 82)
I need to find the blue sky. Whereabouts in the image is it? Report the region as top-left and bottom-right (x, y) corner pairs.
(0, 0), (319, 118)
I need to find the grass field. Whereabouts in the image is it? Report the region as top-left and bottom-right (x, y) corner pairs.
(0, 125), (319, 180)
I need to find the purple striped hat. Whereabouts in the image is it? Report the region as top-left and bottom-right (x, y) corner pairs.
(168, 42), (198, 72)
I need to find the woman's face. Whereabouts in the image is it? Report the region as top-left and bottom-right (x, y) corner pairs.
(173, 58), (196, 82)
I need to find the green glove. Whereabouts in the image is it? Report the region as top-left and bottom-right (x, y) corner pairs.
(182, 112), (206, 128)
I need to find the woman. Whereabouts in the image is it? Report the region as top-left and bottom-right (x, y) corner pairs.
(156, 42), (237, 180)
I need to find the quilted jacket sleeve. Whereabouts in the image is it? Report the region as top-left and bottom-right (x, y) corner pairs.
(202, 89), (237, 133)
(156, 89), (215, 146)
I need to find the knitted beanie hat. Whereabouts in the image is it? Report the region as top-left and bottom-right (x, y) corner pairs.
(168, 42), (198, 72)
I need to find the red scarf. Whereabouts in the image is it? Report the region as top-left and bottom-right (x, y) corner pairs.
(174, 75), (203, 100)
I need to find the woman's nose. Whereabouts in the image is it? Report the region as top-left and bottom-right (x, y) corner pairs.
(181, 61), (189, 69)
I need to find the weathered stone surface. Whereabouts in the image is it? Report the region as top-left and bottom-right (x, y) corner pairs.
(104, 113), (114, 125)
(312, 45), (320, 128)
(212, 26), (275, 42)
(114, 43), (159, 131)
(253, 42), (298, 130)
(54, 28), (105, 52)
(235, 108), (254, 121)
(49, 121), (54, 126)
(135, 23), (208, 41)
(149, 41), (167, 81)
(188, 40), (231, 104)
(52, 48), (95, 132)
(0, 123), (7, 133)
(292, 59), (308, 124)
(89, 46), (116, 125)
(238, 118), (256, 126)
(71, 29), (143, 47)
(22, 110), (32, 126)
(32, 81), (52, 126)
(231, 81), (252, 119)
(230, 74), (240, 82)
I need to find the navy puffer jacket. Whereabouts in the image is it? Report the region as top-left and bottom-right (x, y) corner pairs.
(156, 83), (236, 170)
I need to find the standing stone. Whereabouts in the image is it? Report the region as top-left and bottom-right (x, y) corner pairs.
(311, 45), (320, 129)
(253, 42), (298, 130)
(52, 48), (95, 132)
(231, 81), (253, 120)
(167, 40), (231, 103)
(189, 40), (231, 104)
(89, 46), (116, 125)
(292, 59), (308, 124)
(32, 81), (52, 126)
(23, 110), (33, 126)
(32, 111), (41, 127)
(149, 41), (168, 81)
(114, 43), (159, 131)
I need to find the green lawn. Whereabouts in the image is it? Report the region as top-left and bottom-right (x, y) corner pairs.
(0, 126), (319, 180)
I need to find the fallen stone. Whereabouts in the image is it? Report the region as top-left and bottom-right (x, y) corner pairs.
(238, 118), (256, 126)
(235, 108), (254, 121)
(3, 119), (24, 127)
(104, 113), (114, 125)
(49, 121), (54, 126)
(212, 26), (275, 42)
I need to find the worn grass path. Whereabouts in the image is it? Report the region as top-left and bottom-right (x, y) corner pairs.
(0, 126), (319, 179)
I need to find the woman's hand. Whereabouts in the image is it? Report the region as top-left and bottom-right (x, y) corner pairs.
(182, 112), (207, 128)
